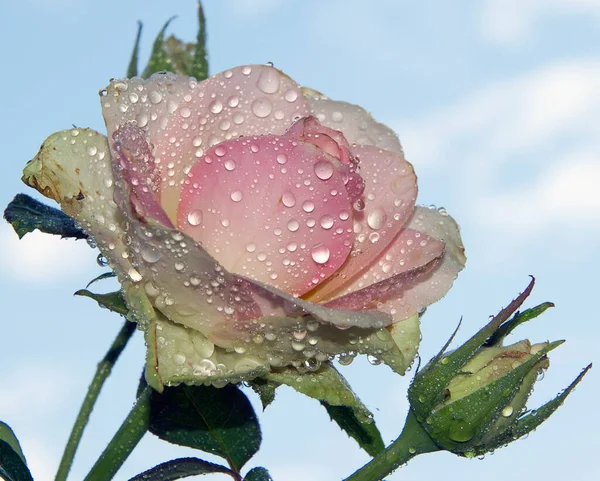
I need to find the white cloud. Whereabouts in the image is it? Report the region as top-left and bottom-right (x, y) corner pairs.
(394, 59), (600, 266)
(476, 155), (600, 235)
(480, 0), (600, 46)
(0, 223), (94, 283)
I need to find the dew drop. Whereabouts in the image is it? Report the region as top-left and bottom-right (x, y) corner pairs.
(128, 267), (142, 282)
(320, 215), (334, 230)
(287, 219), (300, 232)
(209, 99), (223, 114)
(179, 106), (191, 118)
(284, 89), (298, 102)
(231, 190), (243, 202)
(149, 91), (163, 104)
(257, 68), (281, 94)
(141, 245), (161, 263)
(282, 191), (296, 207)
(276, 153), (288, 165)
(502, 406), (514, 417)
(367, 207), (387, 230)
(302, 201), (315, 213)
(187, 209), (203, 226)
(251, 98), (273, 118)
(311, 244), (330, 264)
(215, 145), (227, 157)
(224, 159), (236, 171)
(314, 160), (334, 180)
(246, 242), (256, 253)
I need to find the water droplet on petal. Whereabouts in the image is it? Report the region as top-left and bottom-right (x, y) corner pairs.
(367, 207), (387, 230)
(314, 160), (334, 180)
(320, 215), (334, 229)
(251, 98), (273, 118)
(284, 89), (298, 102)
(311, 244), (330, 264)
(149, 91), (163, 104)
(282, 191), (296, 207)
(209, 99), (223, 114)
(257, 68), (281, 94)
(302, 201), (315, 213)
(224, 159), (236, 171)
(231, 190), (243, 202)
(276, 153), (288, 165)
(287, 219), (300, 232)
(187, 209), (203, 226)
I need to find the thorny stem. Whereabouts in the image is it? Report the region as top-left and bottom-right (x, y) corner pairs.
(55, 320), (136, 481)
(83, 386), (152, 481)
(343, 409), (440, 481)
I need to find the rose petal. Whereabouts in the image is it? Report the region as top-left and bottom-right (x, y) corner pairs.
(377, 206), (466, 318)
(101, 66), (310, 221)
(112, 123), (174, 228)
(177, 134), (354, 296)
(324, 229), (445, 315)
(303, 89), (403, 154)
(21, 128), (131, 274)
(306, 144), (417, 301)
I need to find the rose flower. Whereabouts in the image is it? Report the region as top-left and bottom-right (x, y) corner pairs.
(23, 65), (465, 389)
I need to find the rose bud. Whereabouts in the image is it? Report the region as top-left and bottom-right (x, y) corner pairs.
(408, 278), (592, 457)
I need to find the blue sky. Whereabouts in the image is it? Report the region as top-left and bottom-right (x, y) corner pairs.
(0, 1), (598, 480)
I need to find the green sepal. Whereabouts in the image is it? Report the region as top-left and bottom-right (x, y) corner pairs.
(410, 278), (535, 414)
(142, 17), (177, 78)
(146, 382), (261, 472)
(191, 1), (209, 81)
(489, 363), (592, 450)
(486, 302), (554, 347)
(3, 193), (86, 239)
(244, 467), (273, 481)
(74, 289), (129, 316)
(128, 457), (233, 481)
(127, 21), (143, 77)
(86, 271), (117, 288)
(0, 423), (26, 466)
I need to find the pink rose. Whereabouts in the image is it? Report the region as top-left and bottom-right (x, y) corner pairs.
(23, 65), (465, 388)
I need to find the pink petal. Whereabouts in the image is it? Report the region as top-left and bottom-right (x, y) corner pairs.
(112, 123), (174, 228)
(177, 134), (355, 296)
(101, 66), (310, 221)
(377, 207), (466, 319)
(325, 227), (445, 301)
(304, 90), (403, 154)
(286, 116), (365, 202)
(306, 144), (417, 302)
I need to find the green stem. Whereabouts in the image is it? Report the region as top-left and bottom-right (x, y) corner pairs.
(343, 409), (440, 481)
(83, 386), (152, 481)
(55, 320), (137, 481)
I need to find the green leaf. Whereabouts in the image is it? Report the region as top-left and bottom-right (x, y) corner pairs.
(244, 467), (273, 481)
(142, 17), (177, 78)
(3, 193), (86, 239)
(191, 1), (209, 80)
(0, 423), (26, 466)
(247, 378), (278, 409)
(148, 384), (261, 472)
(0, 427), (33, 481)
(321, 403), (385, 457)
(86, 271), (117, 288)
(128, 457), (233, 481)
(264, 363), (384, 455)
(74, 289), (129, 316)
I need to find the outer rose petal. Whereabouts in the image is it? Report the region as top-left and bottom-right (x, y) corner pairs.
(303, 88), (403, 154)
(101, 66), (310, 221)
(377, 206), (466, 318)
(306, 144), (418, 301)
(177, 134), (354, 296)
(21, 128), (132, 275)
(324, 229), (445, 316)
